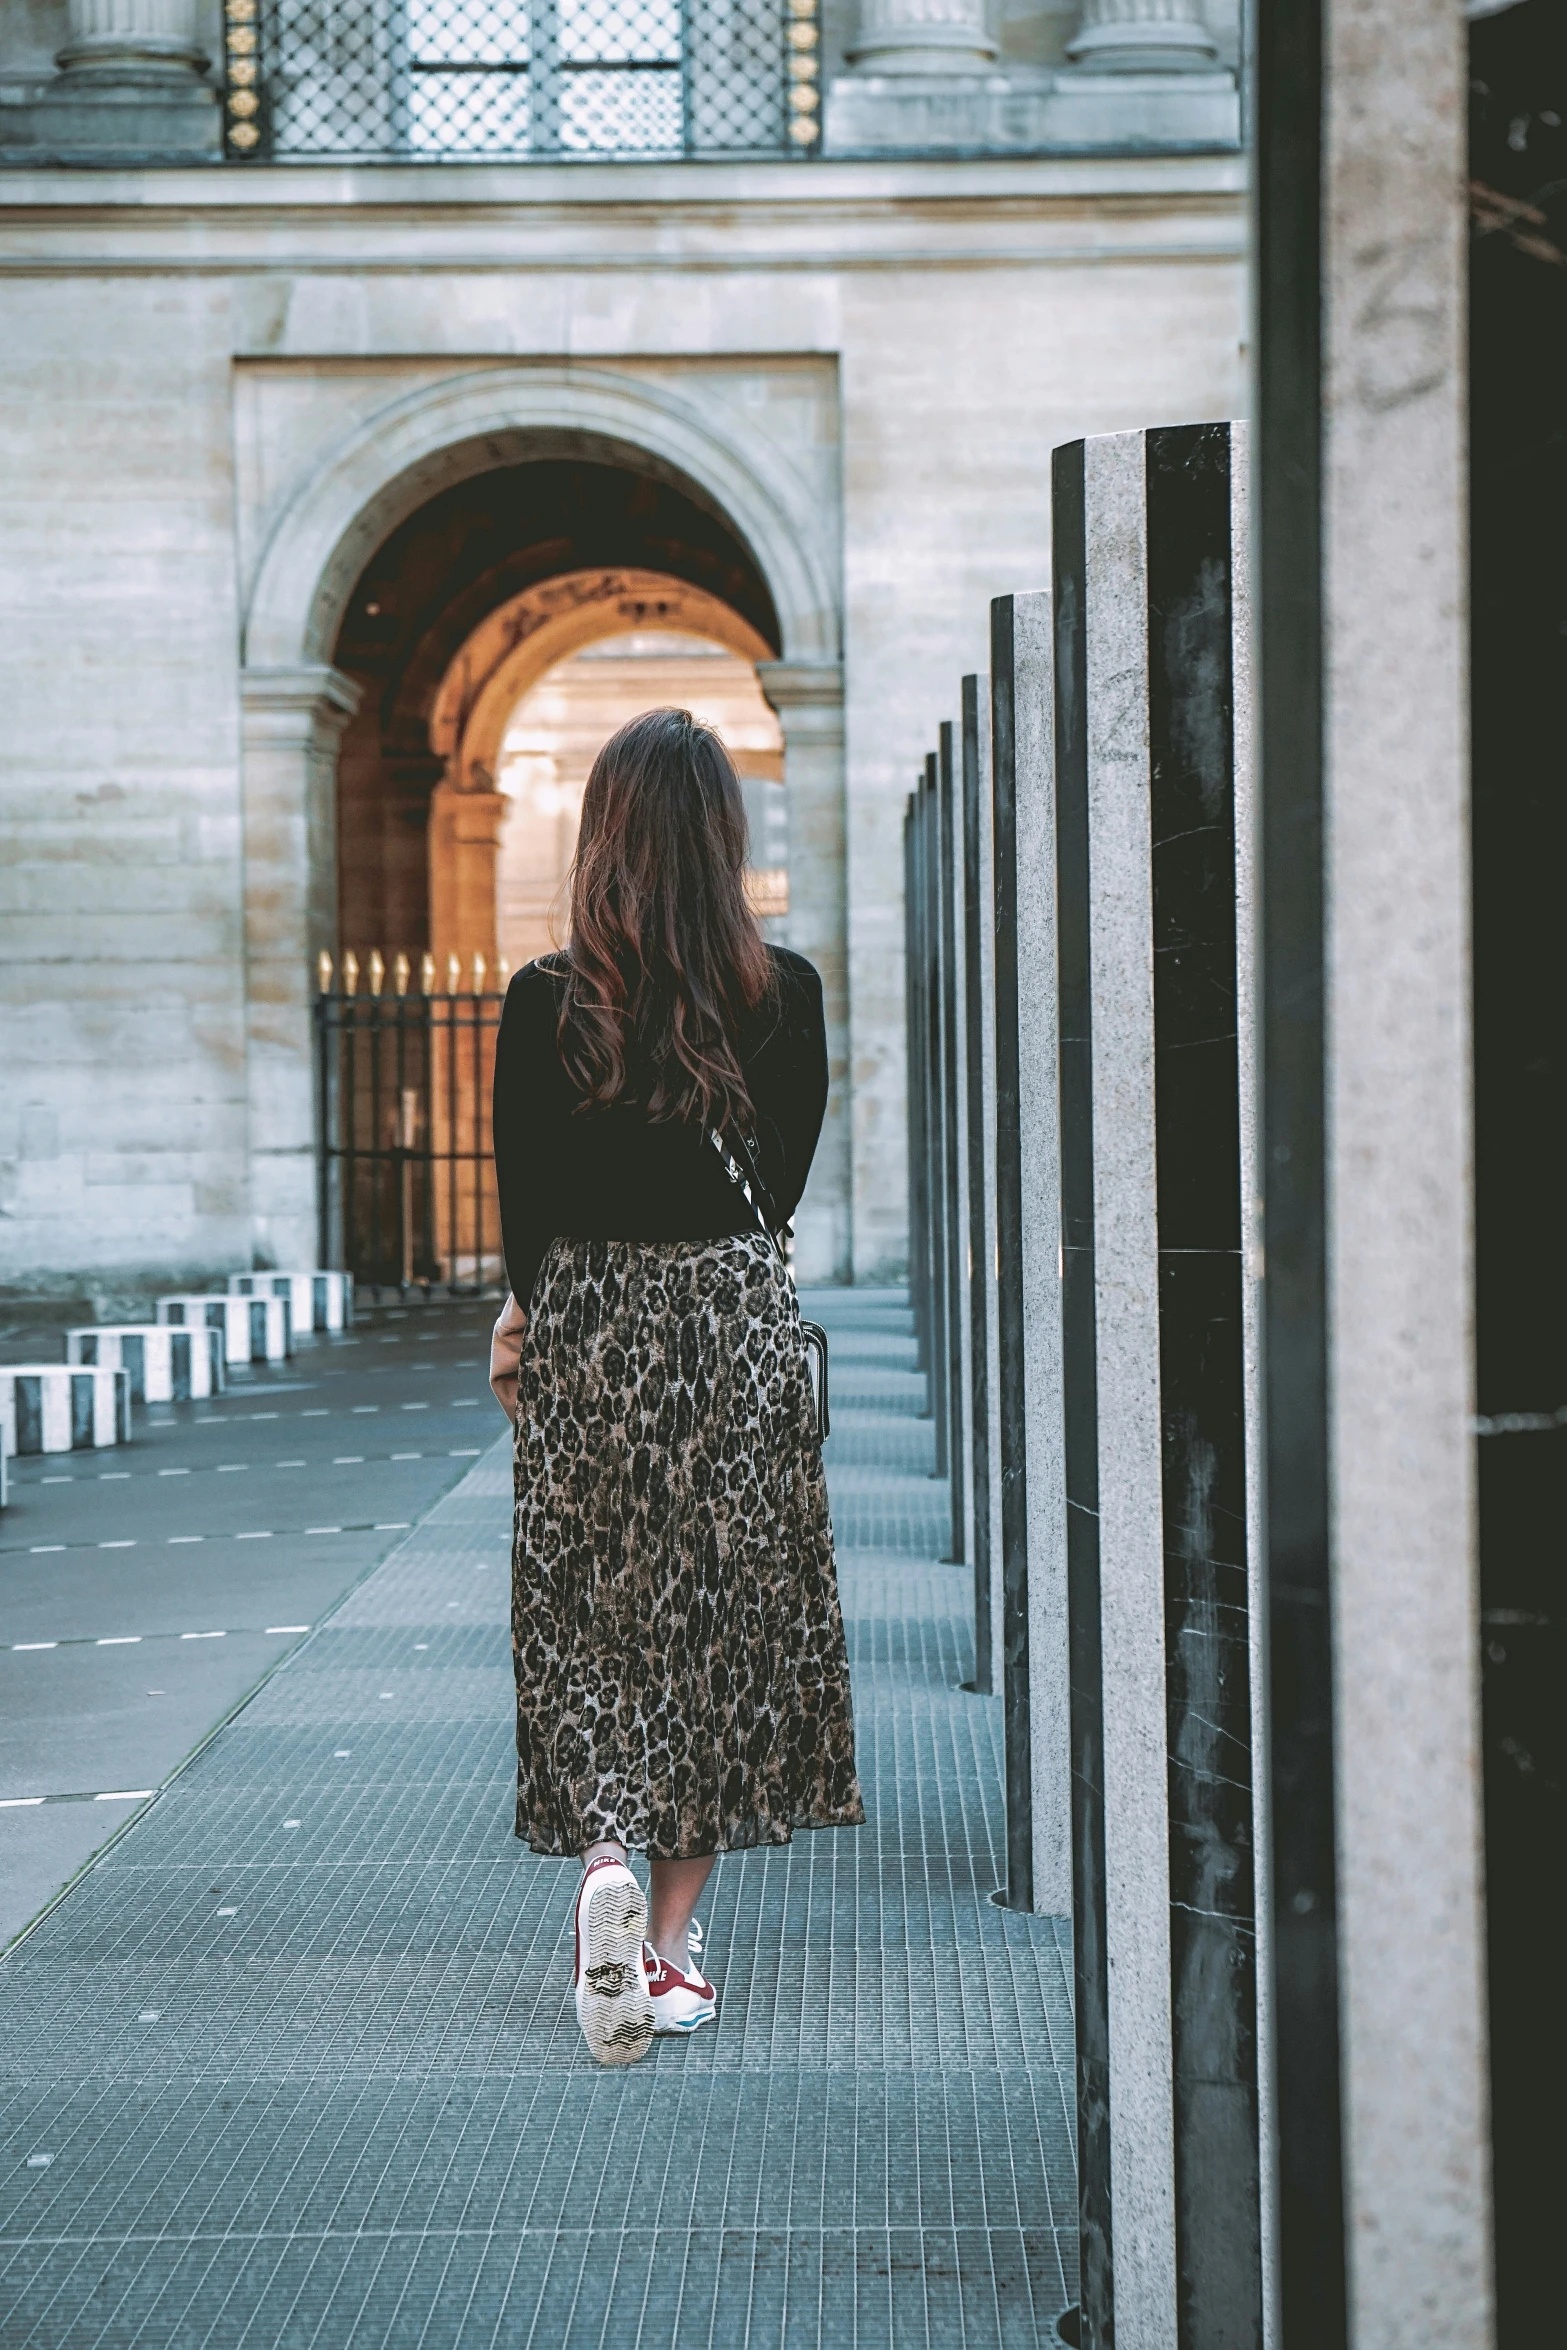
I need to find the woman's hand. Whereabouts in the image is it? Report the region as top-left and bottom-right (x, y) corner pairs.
(490, 1292), (527, 1423)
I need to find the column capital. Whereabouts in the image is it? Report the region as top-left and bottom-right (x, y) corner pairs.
(756, 662), (846, 748)
(756, 659), (845, 707)
(241, 666), (363, 748)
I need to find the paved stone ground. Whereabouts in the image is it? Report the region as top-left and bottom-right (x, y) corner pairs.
(0, 1288), (1078, 2348)
(0, 1300), (498, 1948)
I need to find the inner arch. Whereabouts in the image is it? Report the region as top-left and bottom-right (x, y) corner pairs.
(331, 457), (782, 959)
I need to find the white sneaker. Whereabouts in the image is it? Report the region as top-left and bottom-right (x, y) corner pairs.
(644, 1917), (718, 2036)
(572, 1856), (653, 2065)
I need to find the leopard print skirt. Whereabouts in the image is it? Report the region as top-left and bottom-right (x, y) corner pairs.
(510, 1231), (865, 1859)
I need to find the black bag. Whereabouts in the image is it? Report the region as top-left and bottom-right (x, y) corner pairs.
(709, 1128), (830, 1441)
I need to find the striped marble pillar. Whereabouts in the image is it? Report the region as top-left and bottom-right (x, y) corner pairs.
(989, 592), (1072, 1919)
(1051, 420), (1267, 2349)
(960, 675), (1003, 1698)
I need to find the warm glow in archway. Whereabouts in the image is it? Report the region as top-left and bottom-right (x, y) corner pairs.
(424, 570), (785, 981)
(430, 568), (775, 795)
(496, 630), (787, 971)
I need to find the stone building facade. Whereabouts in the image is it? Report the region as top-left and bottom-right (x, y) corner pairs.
(0, 0), (1245, 1295)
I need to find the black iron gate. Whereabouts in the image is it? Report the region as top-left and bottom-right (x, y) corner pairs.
(313, 953), (506, 1299)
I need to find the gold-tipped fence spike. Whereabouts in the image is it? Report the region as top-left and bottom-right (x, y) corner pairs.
(368, 949), (385, 996)
(317, 949), (334, 994)
(471, 952), (487, 995)
(343, 949), (360, 996)
(495, 953), (511, 991)
(420, 952), (436, 995)
(393, 951), (410, 997)
(446, 952), (460, 995)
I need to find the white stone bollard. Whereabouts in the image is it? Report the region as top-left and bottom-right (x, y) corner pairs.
(0, 1364), (131, 1455)
(67, 1323), (225, 1403)
(227, 1270), (354, 1334)
(156, 1293), (290, 1366)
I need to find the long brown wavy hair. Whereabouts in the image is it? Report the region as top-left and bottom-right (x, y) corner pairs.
(558, 706), (775, 1132)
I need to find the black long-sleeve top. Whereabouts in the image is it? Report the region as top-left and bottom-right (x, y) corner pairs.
(492, 946), (829, 1312)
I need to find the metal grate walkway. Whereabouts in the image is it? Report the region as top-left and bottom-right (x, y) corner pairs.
(0, 1289), (1077, 2347)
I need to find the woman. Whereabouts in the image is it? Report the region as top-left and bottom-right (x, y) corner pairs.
(489, 706), (863, 2068)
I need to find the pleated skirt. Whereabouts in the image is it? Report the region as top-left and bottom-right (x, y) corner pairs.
(510, 1231), (865, 1859)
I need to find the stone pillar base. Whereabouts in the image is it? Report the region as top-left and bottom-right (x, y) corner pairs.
(1045, 66), (1238, 148)
(16, 83), (221, 160)
(825, 65), (1237, 153)
(825, 71), (1053, 155)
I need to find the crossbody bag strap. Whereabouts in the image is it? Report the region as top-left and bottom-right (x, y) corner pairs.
(708, 1127), (787, 1265)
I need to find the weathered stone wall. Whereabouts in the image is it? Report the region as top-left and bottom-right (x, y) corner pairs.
(0, 157), (1245, 1294)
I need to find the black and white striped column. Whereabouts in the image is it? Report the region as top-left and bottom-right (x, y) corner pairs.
(0, 1364), (131, 1455)
(157, 1292), (290, 1366)
(919, 754), (950, 1485)
(989, 593), (1071, 1917)
(228, 1270), (353, 1334)
(68, 1323), (225, 1403)
(961, 675), (1002, 1697)
(1052, 421), (1266, 2349)
(937, 723), (968, 1569)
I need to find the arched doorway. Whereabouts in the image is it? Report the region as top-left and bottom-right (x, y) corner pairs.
(239, 368), (847, 1284)
(329, 462), (783, 963)
(420, 565), (786, 982)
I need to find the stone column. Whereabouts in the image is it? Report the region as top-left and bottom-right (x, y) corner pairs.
(758, 662), (851, 1285)
(427, 780), (507, 981)
(1257, 0), (1491, 2338)
(845, 0), (997, 77)
(938, 719), (969, 1568)
(961, 676), (1002, 1696)
(239, 666), (361, 1274)
(1064, 0), (1220, 74)
(1053, 422), (1265, 2349)
(33, 0), (220, 156)
(989, 592), (1072, 1920)
(1048, 0), (1238, 145)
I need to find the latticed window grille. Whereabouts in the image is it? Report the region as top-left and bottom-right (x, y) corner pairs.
(223, 0), (822, 160)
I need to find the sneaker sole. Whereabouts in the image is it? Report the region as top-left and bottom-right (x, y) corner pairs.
(651, 2006), (716, 2036)
(575, 1876), (653, 2065)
